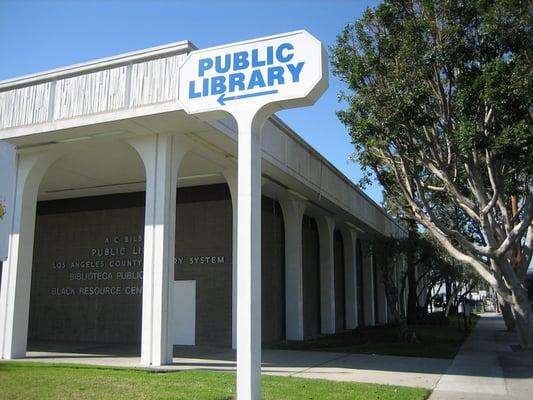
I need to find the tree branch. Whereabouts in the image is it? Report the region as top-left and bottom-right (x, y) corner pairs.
(495, 194), (533, 259)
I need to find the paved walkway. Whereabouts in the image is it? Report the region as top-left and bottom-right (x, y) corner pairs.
(23, 343), (449, 390)
(17, 313), (533, 398)
(429, 312), (533, 400)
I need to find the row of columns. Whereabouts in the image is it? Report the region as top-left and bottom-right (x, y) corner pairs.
(278, 198), (376, 340)
(0, 131), (382, 366)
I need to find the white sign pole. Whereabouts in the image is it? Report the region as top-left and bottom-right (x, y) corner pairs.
(178, 30), (328, 399)
(235, 112), (263, 399)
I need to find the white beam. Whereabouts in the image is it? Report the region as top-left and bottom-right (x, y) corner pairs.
(279, 198), (306, 341)
(222, 168), (238, 350)
(126, 133), (188, 366)
(341, 228), (358, 330)
(0, 147), (63, 359)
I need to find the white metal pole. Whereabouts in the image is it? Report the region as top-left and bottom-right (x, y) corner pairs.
(236, 114), (262, 400)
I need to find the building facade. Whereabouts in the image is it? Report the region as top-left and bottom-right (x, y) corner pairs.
(0, 40), (405, 366)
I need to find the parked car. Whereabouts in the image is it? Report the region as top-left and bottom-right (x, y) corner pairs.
(433, 293), (446, 308)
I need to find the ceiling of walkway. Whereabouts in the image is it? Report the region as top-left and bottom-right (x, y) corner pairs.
(38, 139), (227, 201)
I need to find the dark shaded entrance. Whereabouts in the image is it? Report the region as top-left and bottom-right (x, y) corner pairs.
(261, 197), (286, 343)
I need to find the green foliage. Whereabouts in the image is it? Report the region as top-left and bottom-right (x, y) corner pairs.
(332, 4), (533, 349)
(331, 0), (532, 284)
(332, 0), (532, 202)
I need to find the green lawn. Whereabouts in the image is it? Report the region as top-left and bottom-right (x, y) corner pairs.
(0, 362), (429, 400)
(267, 314), (479, 359)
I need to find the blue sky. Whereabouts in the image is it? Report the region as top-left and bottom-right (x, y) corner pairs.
(0, 0), (383, 203)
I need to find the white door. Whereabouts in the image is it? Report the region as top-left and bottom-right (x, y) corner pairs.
(173, 280), (196, 345)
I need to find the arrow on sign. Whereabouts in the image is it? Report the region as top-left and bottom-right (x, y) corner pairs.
(217, 89), (279, 106)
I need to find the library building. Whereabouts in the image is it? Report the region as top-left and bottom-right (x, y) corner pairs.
(0, 36), (405, 367)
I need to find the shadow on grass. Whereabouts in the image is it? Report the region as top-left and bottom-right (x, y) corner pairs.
(266, 313), (480, 359)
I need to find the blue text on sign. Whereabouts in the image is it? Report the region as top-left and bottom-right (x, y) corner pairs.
(188, 42), (305, 105)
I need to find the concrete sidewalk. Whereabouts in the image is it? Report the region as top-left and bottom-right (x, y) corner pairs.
(18, 313), (532, 397)
(23, 343), (449, 389)
(429, 313), (533, 400)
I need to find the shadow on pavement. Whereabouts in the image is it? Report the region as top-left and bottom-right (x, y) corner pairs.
(19, 314), (533, 384)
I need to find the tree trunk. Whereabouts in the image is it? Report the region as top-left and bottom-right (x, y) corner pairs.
(398, 317), (417, 343)
(418, 287), (430, 318)
(499, 296), (516, 332)
(386, 285), (418, 343)
(444, 295), (455, 317)
(444, 283), (463, 318)
(379, 258), (418, 343)
(406, 250), (418, 324)
(445, 278), (452, 307)
(511, 287), (533, 349)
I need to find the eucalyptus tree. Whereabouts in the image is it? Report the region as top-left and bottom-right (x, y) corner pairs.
(332, 0), (533, 347)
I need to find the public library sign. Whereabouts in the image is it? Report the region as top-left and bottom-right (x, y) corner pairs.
(178, 30), (327, 116)
(178, 31), (328, 400)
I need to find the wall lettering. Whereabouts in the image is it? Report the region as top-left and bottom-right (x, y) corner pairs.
(49, 234), (144, 297)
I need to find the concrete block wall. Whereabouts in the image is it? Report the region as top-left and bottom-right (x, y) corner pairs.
(29, 193), (145, 344)
(174, 185), (233, 347)
(27, 184), (288, 347)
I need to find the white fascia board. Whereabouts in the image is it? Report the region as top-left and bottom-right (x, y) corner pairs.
(0, 40), (195, 90)
(207, 115), (405, 238)
(267, 115), (401, 232)
(0, 102), (184, 143)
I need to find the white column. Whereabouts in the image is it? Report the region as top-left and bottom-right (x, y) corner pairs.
(126, 133), (188, 367)
(222, 168), (238, 350)
(279, 198), (306, 341)
(0, 147), (62, 359)
(363, 244), (376, 326)
(235, 114), (263, 400)
(342, 228), (358, 330)
(316, 215), (335, 334)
